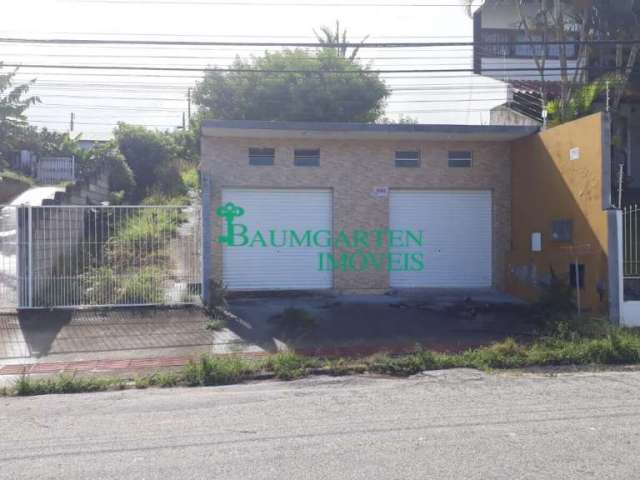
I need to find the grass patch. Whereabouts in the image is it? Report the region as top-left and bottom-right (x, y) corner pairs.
(5, 327), (640, 397)
(14, 374), (121, 396)
(183, 355), (259, 386)
(0, 168), (35, 185)
(265, 351), (316, 380)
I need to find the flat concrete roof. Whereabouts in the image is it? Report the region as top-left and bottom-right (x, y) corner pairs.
(201, 120), (539, 142)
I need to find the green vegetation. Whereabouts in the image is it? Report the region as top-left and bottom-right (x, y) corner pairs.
(0, 168), (34, 202)
(183, 355), (258, 386)
(265, 351), (315, 380)
(114, 123), (195, 201)
(6, 325), (640, 397)
(14, 374), (123, 396)
(180, 167), (199, 193)
(193, 48), (389, 123)
(0, 168), (34, 185)
(205, 316), (227, 332)
(82, 205), (186, 304)
(0, 64), (39, 169)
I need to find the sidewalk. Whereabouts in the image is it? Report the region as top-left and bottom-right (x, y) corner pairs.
(0, 306), (265, 368)
(0, 291), (535, 381)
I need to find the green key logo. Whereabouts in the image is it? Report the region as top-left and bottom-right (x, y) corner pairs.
(216, 202), (245, 246)
(215, 201), (425, 272)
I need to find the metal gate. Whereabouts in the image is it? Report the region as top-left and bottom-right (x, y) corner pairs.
(0, 204), (202, 309)
(0, 206), (23, 311)
(624, 204), (640, 279)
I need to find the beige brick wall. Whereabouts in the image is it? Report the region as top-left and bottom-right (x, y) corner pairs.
(201, 136), (512, 292)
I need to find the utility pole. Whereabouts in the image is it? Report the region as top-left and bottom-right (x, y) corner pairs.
(187, 88), (192, 129)
(182, 112), (186, 130)
(70, 112), (75, 132)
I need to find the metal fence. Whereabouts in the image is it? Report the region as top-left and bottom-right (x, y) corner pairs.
(0, 206), (25, 311)
(0, 204), (202, 309)
(624, 205), (640, 278)
(37, 157), (75, 184)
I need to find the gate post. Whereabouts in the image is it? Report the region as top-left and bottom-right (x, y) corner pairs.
(201, 173), (212, 306)
(28, 206), (33, 308)
(15, 206), (24, 308)
(608, 208), (623, 325)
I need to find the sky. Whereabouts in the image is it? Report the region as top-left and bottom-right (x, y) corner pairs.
(2, 0), (506, 140)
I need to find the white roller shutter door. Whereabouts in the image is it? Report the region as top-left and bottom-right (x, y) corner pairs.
(389, 190), (493, 288)
(222, 189), (332, 290)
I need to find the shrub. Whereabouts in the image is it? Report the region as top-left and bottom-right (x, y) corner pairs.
(119, 267), (165, 304)
(181, 167), (200, 192)
(149, 371), (180, 388)
(464, 338), (529, 369)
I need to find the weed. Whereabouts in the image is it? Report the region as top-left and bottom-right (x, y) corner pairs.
(266, 351), (314, 380)
(134, 376), (151, 389)
(7, 328), (640, 397)
(119, 267), (165, 304)
(183, 360), (202, 387)
(180, 167), (200, 193)
(368, 350), (456, 376)
(183, 355), (258, 386)
(206, 316), (227, 332)
(14, 374), (116, 396)
(324, 357), (366, 376)
(151, 372), (180, 388)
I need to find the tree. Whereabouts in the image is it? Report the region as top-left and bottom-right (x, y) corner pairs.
(0, 64), (39, 167)
(313, 20), (369, 61)
(464, 0), (593, 115)
(80, 141), (135, 195)
(590, 0), (640, 110)
(114, 123), (186, 200)
(193, 48), (389, 122)
(17, 127), (80, 158)
(546, 75), (611, 125)
(464, 0), (640, 118)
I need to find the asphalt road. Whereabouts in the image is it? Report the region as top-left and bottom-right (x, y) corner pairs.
(1, 369), (640, 479)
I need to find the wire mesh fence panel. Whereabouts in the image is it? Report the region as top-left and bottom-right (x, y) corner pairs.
(23, 205), (202, 308)
(0, 206), (25, 311)
(624, 205), (640, 279)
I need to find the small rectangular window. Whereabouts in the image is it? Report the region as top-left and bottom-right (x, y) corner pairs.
(552, 219), (573, 243)
(448, 151), (473, 168)
(569, 264), (585, 289)
(294, 149), (320, 167)
(395, 151), (420, 168)
(249, 148), (275, 166)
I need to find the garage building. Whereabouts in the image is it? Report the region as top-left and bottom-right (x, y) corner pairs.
(201, 120), (538, 294)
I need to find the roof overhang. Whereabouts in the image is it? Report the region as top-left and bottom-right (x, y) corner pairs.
(201, 120), (539, 142)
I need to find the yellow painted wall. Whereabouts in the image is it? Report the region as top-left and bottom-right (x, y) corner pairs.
(508, 113), (609, 313)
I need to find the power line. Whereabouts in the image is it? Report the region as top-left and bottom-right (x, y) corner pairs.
(0, 30), (473, 39)
(1, 37), (638, 47)
(60, 0), (478, 7)
(0, 52), (475, 62)
(0, 62), (597, 74)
